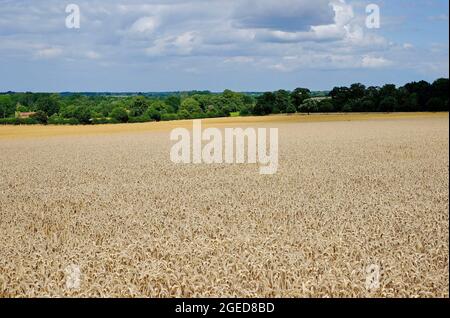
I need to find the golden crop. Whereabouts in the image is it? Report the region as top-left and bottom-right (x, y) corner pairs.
(0, 113), (448, 297)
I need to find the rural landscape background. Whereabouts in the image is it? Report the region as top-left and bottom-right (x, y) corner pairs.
(0, 0), (449, 298)
(0, 78), (449, 125)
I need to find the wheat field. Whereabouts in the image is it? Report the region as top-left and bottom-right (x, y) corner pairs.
(0, 113), (448, 297)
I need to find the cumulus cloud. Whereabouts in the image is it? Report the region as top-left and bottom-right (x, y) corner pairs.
(146, 31), (202, 56)
(232, 0), (334, 31)
(264, 52), (382, 73)
(85, 51), (102, 60)
(224, 56), (255, 64)
(254, 0), (356, 43)
(35, 47), (63, 59)
(361, 56), (392, 68)
(0, 0), (387, 67)
(0, 0), (447, 90)
(129, 16), (159, 35)
(403, 43), (414, 50)
(428, 14), (449, 22)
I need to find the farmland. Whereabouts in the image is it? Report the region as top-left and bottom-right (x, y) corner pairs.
(0, 113), (448, 297)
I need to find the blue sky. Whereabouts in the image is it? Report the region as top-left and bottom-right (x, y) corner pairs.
(0, 0), (448, 92)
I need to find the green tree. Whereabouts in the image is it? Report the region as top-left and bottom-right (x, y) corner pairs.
(110, 107), (129, 123)
(222, 89), (245, 113)
(365, 86), (381, 109)
(379, 84), (397, 98)
(192, 94), (213, 112)
(274, 90), (291, 113)
(404, 81), (431, 110)
(254, 92), (275, 115)
(74, 105), (92, 124)
(60, 105), (78, 119)
(242, 95), (254, 106)
(299, 99), (319, 114)
(240, 105), (253, 116)
(165, 96), (181, 113)
(341, 102), (353, 113)
(286, 103), (297, 114)
(95, 101), (115, 117)
(329, 87), (350, 112)
(178, 109), (191, 119)
(130, 96), (149, 117)
(180, 97), (202, 114)
(317, 99), (334, 112)
(431, 78), (449, 110)
(16, 104), (28, 113)
(360, 97), (376, 112)
(406, 93), (419, 112)
(31, 111), (48, 124)
(431, 78), (449, 100)
(145, 107), (161, 121)
(349, 83), (366, 100)
(0, 95), (15, 118)
(291, 88), (311, 111)
(426, 97), (445, 111)
(150, 100), (168, 113)
(35, 95), (60, 116)
(378, 96), (398, 112)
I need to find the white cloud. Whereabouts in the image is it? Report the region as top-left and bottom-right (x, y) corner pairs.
(361, 56), (392, 68)
(224, 56), (255, 63)
(1, 0), (385, 68)
(85, 51), (101, 59)
(35, 47), (63, 59)
(428, 14), (449, 22)
(252, 0), (365, 44)
(146, 31), (201, 56)
(269, 63), (290, 72)
(129, 16), (159, 34)
(233, 0), (334, 31)
(403, 43), (414, 50)
(1, 0), (447, 90)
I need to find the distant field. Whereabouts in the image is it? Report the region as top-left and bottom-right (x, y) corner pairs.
(0, 112), (447, 139)
(0, 114), (448, 297)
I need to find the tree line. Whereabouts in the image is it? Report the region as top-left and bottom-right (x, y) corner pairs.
(0, 78), (447, 125)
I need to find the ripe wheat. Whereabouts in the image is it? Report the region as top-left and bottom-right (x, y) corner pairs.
(0, 115), (448, 297)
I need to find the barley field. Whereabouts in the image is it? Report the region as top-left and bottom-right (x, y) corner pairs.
(0, 113), (448, 297)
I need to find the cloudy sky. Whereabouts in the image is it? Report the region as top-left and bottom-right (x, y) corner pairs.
(0, 0), (448, 92)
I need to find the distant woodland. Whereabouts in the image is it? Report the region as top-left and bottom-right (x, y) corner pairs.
(1, 78), (448, 125)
